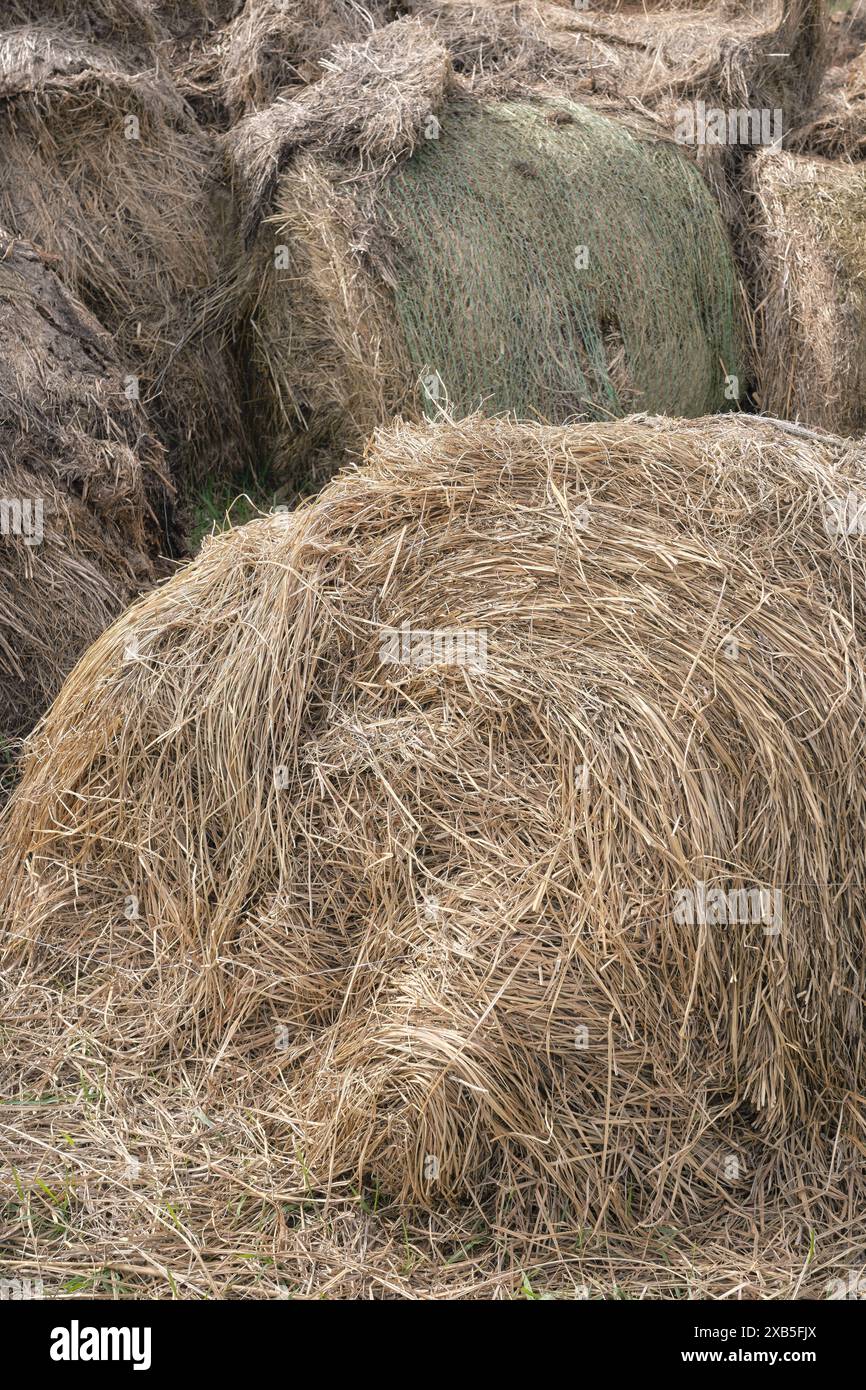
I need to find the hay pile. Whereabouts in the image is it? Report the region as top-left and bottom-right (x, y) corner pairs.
(226, 21), (747, 489)
(0, 21), (246, 492)
(1, 412), (864, 1299)
(0, 231), (171, 745)
(749, 149), (866, 435)
(828, 0), (866, 67)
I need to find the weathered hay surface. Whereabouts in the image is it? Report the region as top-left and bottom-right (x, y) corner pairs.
(1, 413), (864, 1298)
(0, 232), (171, 743)
(0, 25), (246, 493)
(144, 0), (241, 32)
(405, 0), (826, 116)
(828, 0), (866, 67)
(0, 1), (163, 55)
(749, 149), (866, 435)
(791, 46), (866, 159)
(220, 0), (394, 119)
(227, 17), (454, 236)
(226, 23), (746, 488)
(214, 1), (826, 132)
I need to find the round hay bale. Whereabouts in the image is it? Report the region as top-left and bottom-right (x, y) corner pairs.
(749, 149), (866, 435)
(0, 231), (172, 744)
(226, 22), (747, 489)
(1, 414), (863, 1268)
(0, 25), (246, 494)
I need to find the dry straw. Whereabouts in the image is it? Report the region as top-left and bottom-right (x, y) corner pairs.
(792, 45), (866, 159)
(220, 0), (393, 119)
(749, 149), (866, 435)
(0, 20), (245, 492)
(1, 412), (864, 1298)
(1, 1), (163, 53)
(0, 231), (172, 744)
(225, 20), (747, 491)
(215, 2), (826, 117)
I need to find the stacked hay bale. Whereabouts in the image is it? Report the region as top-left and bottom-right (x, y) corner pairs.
(1, 413), (863, 1295)
(0, 17), (246, 495)
(0, 231), (172, 744)
(749, 150), (866, 434)
(226, 21), (748, 490)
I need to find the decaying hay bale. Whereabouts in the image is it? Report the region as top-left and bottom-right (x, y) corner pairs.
(1, 412), (864, 1293)
(226, 21), (747, 489)
(749, 150), (866, 435)
(0, 231), (171, 743)
(0, 25), (246, 492)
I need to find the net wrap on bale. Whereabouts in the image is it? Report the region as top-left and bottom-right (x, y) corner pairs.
(0, 413), (864, 1297)
(227, 23), (748, 488)
(380, 99), (746, 426)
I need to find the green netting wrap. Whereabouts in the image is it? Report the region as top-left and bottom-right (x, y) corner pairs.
(379, 100), (747, 423)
